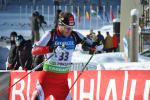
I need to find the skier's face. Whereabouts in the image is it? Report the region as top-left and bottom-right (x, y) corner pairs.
(59, 25), (73, 37)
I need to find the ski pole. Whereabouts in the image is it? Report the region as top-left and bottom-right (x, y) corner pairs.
(69, 51), (95, 91)
(0, 53), (54, 97)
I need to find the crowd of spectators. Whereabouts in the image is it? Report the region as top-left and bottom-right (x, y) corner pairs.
(82, 29), (120, 54)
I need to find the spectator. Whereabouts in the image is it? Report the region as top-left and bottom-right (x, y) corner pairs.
(104, 32), (113, 52)
(31, 11), (40, 44)
(10, 31), (17, 46)
(112, 33), (119, 52)
(7, 35), (33, 70)
(88, 29), (97, 54)
(97, 31), (104, 45)
(31, 11), (47, 44)
(89, 29), (97, 42)
(96, 31), (104, 53)
(7, 32), (18, 70)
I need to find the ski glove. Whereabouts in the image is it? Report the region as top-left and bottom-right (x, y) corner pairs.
(23, 67), (28, 71)
(90, 44), (104, 53)
(90, 47), (96, 52)
(7, 63), (13, 70)
(32, 46), (53, 55)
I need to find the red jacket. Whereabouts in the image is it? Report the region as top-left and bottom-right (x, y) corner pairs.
(112, 34), (119, 48)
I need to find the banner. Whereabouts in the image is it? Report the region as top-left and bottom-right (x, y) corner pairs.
(9, 71), (150, 100)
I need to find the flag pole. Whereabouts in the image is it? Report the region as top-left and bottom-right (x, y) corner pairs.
(117, 5), (120, 18)
(110, 5), (112, 23)
(103, 5), (105, 26)
(90, 5), (92, 29)
(77, 6), (80, 29)
(84, 5), (86, 29)
(96, 5), (99, 29)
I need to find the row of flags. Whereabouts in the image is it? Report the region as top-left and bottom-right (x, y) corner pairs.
(72, 6), (119, 23)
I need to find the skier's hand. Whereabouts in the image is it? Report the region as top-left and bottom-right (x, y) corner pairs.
(32, 46), (53, 55)
(23, 67), (28, 72)
(7, 64), (13, 70)
(90, 47), (96, 52)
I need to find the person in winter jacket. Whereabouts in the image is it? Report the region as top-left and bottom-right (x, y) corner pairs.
(7, 32), (18, 70)
(10, 31), (17, 46)
(97, 31), (104, 45)
(32, 11), (103, 100)
(31, 11), (47, 44)
(7, 35), (33, 70)
(96, 31), (104, 53)
(31, 11), (40, 44)
(104, 32), (113, 52)
(112, 33), (119, 52)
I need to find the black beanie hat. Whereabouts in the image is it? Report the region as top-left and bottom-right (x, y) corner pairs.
(10, 31), (17, 37)
(16, 35), (24, 41)
(33, 11), (39, 16)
